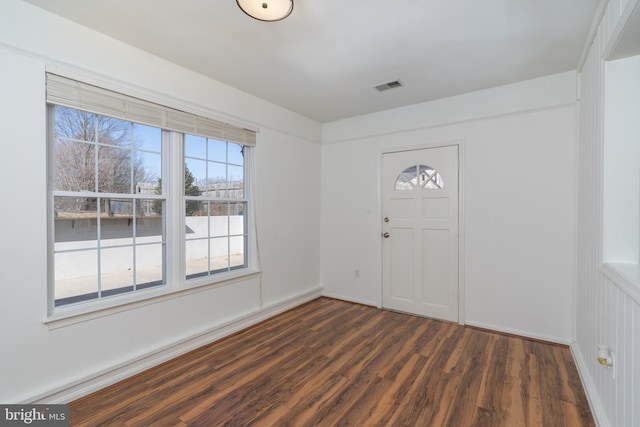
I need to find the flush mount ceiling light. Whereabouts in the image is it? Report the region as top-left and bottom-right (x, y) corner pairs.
(236, 0), (294, 22)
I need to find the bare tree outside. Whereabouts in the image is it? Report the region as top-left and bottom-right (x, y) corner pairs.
(54, 106), (152, 194)
(53, 106), (155, 215)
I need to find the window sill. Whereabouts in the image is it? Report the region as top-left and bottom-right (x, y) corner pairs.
(44, 269), (260, 330)
(601, 262), (640, 304)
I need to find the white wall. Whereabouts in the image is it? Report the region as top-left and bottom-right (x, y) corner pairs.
(0, 0), (321, 403)
(5, 1), (632, 419)
(575, 0), (640, 426)
(255, 126), (321, 304)
(321, 72), (578, 343)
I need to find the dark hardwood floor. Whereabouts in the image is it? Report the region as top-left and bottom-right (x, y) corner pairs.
(70, 298), (594, 426)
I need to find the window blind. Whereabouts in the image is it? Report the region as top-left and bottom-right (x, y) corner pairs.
(46, 73), (256, 146)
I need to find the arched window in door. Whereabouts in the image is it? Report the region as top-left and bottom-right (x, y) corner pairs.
(394, 165), (444, 190)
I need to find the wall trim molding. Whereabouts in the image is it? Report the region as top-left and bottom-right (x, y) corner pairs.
(577, 0), (610, 71)
(0, 41), (258, 134)
(26, 287), (322, 404)
(0, 41), (322, 145)
(570, 342), (611, 427)
(321, 102), (577, 146)
(601, 263), (640, 304)
(464, 320), (572, 345)
(321, 291), (376, 308)
(377, 140), (467, 326)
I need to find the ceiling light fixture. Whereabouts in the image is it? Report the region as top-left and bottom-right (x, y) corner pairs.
(236, 0), (294, 22)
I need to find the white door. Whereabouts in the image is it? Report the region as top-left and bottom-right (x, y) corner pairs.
(382, 146), (459, 322)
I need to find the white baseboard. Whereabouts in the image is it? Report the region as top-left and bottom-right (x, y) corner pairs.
(321, 291), (377, 307)
(570, 342), (610, 427)
(28, 287), (322, 404)
(464, 320), (572, 345)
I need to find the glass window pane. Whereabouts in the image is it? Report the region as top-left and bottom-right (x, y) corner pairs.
(54, 106), (97, 142)
(212, 183), (227, 199)
(54, 250), (98, 306)
(54, 114), (164, 196)
(208, 139), (226, 163)
(229, 203), (246, 235)
(101, 198), (133, 247)
(101, 246), (134, 294)
(208, 161), (226, 184)
(54, 196), (98, 248)
(185, 200), (209, 277)
(135, 151), (161, 185)
(98, 145), (132, 193)
(230, 185), (244, 199)
(394, 175), (412, 191)
(54, 139), (96, 192)
(186, 201), (208, 224)
(210, 237), (229, 272)
(418, 166), (433, 187)
(185, 134), (207, 159)
(228, 143), (244, 165)
(185, 158), (206, 193)
(136, 199), (164, 243)
(412, 164), (445, 190)
(136, 244), (164, 289)
(137, 181), (160, 197)
(198, 182), (213, 198)
(398, 166), (418, 188)
(424, 172), (444, 189)
(229, 236), (246, 269)
(210, 202), (229, 237)
(95, 115), (130, 146)
(133, 124), (161, 153)
(228, 165), (244, 190)
(186, 239), (209, 279)
(401, 166), (417, 180)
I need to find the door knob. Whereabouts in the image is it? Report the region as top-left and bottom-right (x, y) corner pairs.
(383, 232), (390, 238)
(384, 217), (389, 223)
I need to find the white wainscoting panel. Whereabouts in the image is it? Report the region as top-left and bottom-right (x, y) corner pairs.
(575, 1), (640, 426)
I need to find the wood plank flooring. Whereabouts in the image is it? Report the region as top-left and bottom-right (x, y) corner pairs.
(70, 298), (595, 426)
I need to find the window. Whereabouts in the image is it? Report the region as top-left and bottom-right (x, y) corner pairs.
(47, 74), (256, 312)
(184, 135), (247, 279)
(51, 108), (165, 306)
(394, 165), (444, 191)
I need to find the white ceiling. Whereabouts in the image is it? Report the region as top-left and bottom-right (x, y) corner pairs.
(23, 0), (600, 123)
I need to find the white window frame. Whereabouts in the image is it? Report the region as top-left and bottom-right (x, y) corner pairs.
(183, 136), (249, 284)
(49, 106), (169, 307)
(45, 73), (258, 326)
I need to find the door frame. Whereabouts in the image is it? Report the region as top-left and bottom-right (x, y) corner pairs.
(377, 140), (466, 325)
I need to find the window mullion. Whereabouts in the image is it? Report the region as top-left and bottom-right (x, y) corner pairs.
(166, 131), (184, 289)
(244, 147), (255, 272)
(132, 199), (137, 291)
(206, 140), (211, 275)
(52, 190), (166, 200)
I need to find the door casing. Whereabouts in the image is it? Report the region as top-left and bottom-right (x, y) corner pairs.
(378, 141), (465, 325)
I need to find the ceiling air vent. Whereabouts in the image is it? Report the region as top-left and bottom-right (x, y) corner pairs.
(375, 80), (403, 92)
